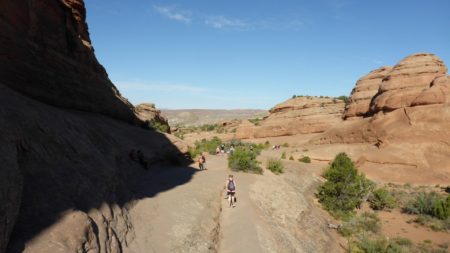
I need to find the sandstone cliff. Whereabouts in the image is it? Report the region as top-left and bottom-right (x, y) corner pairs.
(311, 53), (450, 183)
(236, 97), (345, 139)
(0, 1), (188, 253)
(0, 0), (137, 123)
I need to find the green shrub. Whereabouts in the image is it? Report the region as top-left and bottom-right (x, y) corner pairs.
(188, 136), (222, 157)
(248, 118), (262, 126)
(403, 192), (450, 220)
(174, 131), (185, 140)
(266, 158), (284, 174)
(369, 188), (396, 210)
(299, 156), (311, 163)
(228, 147), (262, 174)
(289, 155), (294, 160)
(317, 153), (375, 218)
(281, 152), (286, 159)
(339, 212), (381, 237)
(282, 142), (289, 147)
(337, 95), (350, 104)
(145, 119), (170, 133)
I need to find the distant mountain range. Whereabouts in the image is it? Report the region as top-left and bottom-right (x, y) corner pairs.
(161, 109), (268, 127)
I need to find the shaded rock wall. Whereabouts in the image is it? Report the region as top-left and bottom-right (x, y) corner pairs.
(0, 0), (137, 123)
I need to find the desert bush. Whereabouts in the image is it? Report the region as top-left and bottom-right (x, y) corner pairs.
(145, 119), (170, 133)
(289, 155), (294, 160)
(228, 147), (262, 174)
(266, 158), (284, 174)
(403, 192), (450, 220)
(188, 136), (222, 157)
(317, 153), (374, 218)
(337, 95), (350, 104)
(339, 212), (381, 237)
(248, 118), (262, 126)
(282, 142), (289, 147)
(369, 188), (396, 210)
(299, 156), (311, 163)
(281, 152), (286, 159)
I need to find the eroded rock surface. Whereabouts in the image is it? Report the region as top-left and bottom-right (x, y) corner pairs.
(236, 97), (345, 139)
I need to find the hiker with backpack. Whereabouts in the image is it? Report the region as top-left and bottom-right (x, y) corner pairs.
(225, 174), (237, 207)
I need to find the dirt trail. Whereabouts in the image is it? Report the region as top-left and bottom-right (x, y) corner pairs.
(124, 152), (342, 253)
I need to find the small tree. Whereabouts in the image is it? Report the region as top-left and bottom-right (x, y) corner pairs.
(317, 153), (374, 218)
(369, 188), (396, 210)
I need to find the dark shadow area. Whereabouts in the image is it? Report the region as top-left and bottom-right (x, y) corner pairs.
(0, 85), (197, 252)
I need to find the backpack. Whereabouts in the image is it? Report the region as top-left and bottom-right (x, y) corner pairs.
(227, 180), (235, 191)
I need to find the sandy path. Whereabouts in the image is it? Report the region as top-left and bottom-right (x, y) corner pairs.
(124, 153), (342, 253)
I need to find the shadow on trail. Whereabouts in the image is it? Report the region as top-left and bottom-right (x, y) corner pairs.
(1, 85), (198, 253)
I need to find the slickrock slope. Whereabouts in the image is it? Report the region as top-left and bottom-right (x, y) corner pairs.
(0, 0), (136, 123)
(344, 66), (392, 119)
(135, 103), (171, 133)
(236, 97), (345, 139)
(0, 1), (188, 253)
(311, 53), (450, 183)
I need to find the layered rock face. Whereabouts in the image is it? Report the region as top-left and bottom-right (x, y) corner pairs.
(135, 103), (171, 133)
(236, 97), (345, 139)
(344, 66), (392, 119)
(370, 53), (447, 113)
(312, 53), (450, 183)
(0, 1), (188, 253)
(0, 0), (136, 123)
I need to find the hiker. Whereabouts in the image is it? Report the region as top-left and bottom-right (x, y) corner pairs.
(229, 145), (235, 155)
(220, 144), (225, 156)
(198, 156), (204, 170)
(216, 146), (220, 155)
(225, 175), (237, 207)
(201, 153), (206, 170)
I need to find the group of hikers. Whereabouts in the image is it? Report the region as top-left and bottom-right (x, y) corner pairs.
(215, 143), (235, 156)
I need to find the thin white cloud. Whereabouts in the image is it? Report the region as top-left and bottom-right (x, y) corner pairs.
(153, 5), (191, 24)
(204, 15), (249, 29)
(117, 82), (206, 93)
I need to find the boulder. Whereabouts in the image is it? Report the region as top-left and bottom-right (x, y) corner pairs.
(135, 103), (171, 133)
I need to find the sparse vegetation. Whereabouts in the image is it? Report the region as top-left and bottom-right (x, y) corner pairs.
(289, 155), (294, 160)
(248, 118), (262, 126)
(339, 212), (381, 237)
(337, 95), (350, 104)
(145, 119), (170, 133)
(403, 192), (450, 220)
(188, 136), (222, 158)
(228, 146), (262, 174)
(266, 158), (284, 174)
(317, 153), (374, 219)
(282, 142), (289, 147)
(281, 152), (286, 159)
(298, 156), (311, 163)
(369, 188), (396, 210)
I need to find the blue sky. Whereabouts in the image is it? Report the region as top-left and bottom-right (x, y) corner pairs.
(85, 0), (450, 109)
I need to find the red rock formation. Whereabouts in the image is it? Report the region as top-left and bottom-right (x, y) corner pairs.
(0, 0), (136, 122)
(369, 53), (447, 113)
(344, 66), (392, 119)
(311, 53), (450, 183)
(236, 97), (345, 139)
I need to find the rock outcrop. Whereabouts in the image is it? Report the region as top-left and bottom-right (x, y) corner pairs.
(344, 66), (392, 119)
(135, 103), (171, 133)
(236, 97), (345, 139)
(369, 53), (447, 113)
(311, 53), (450, 183)
(0, 0), (137, 123)
(0, 1), (188, 253)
